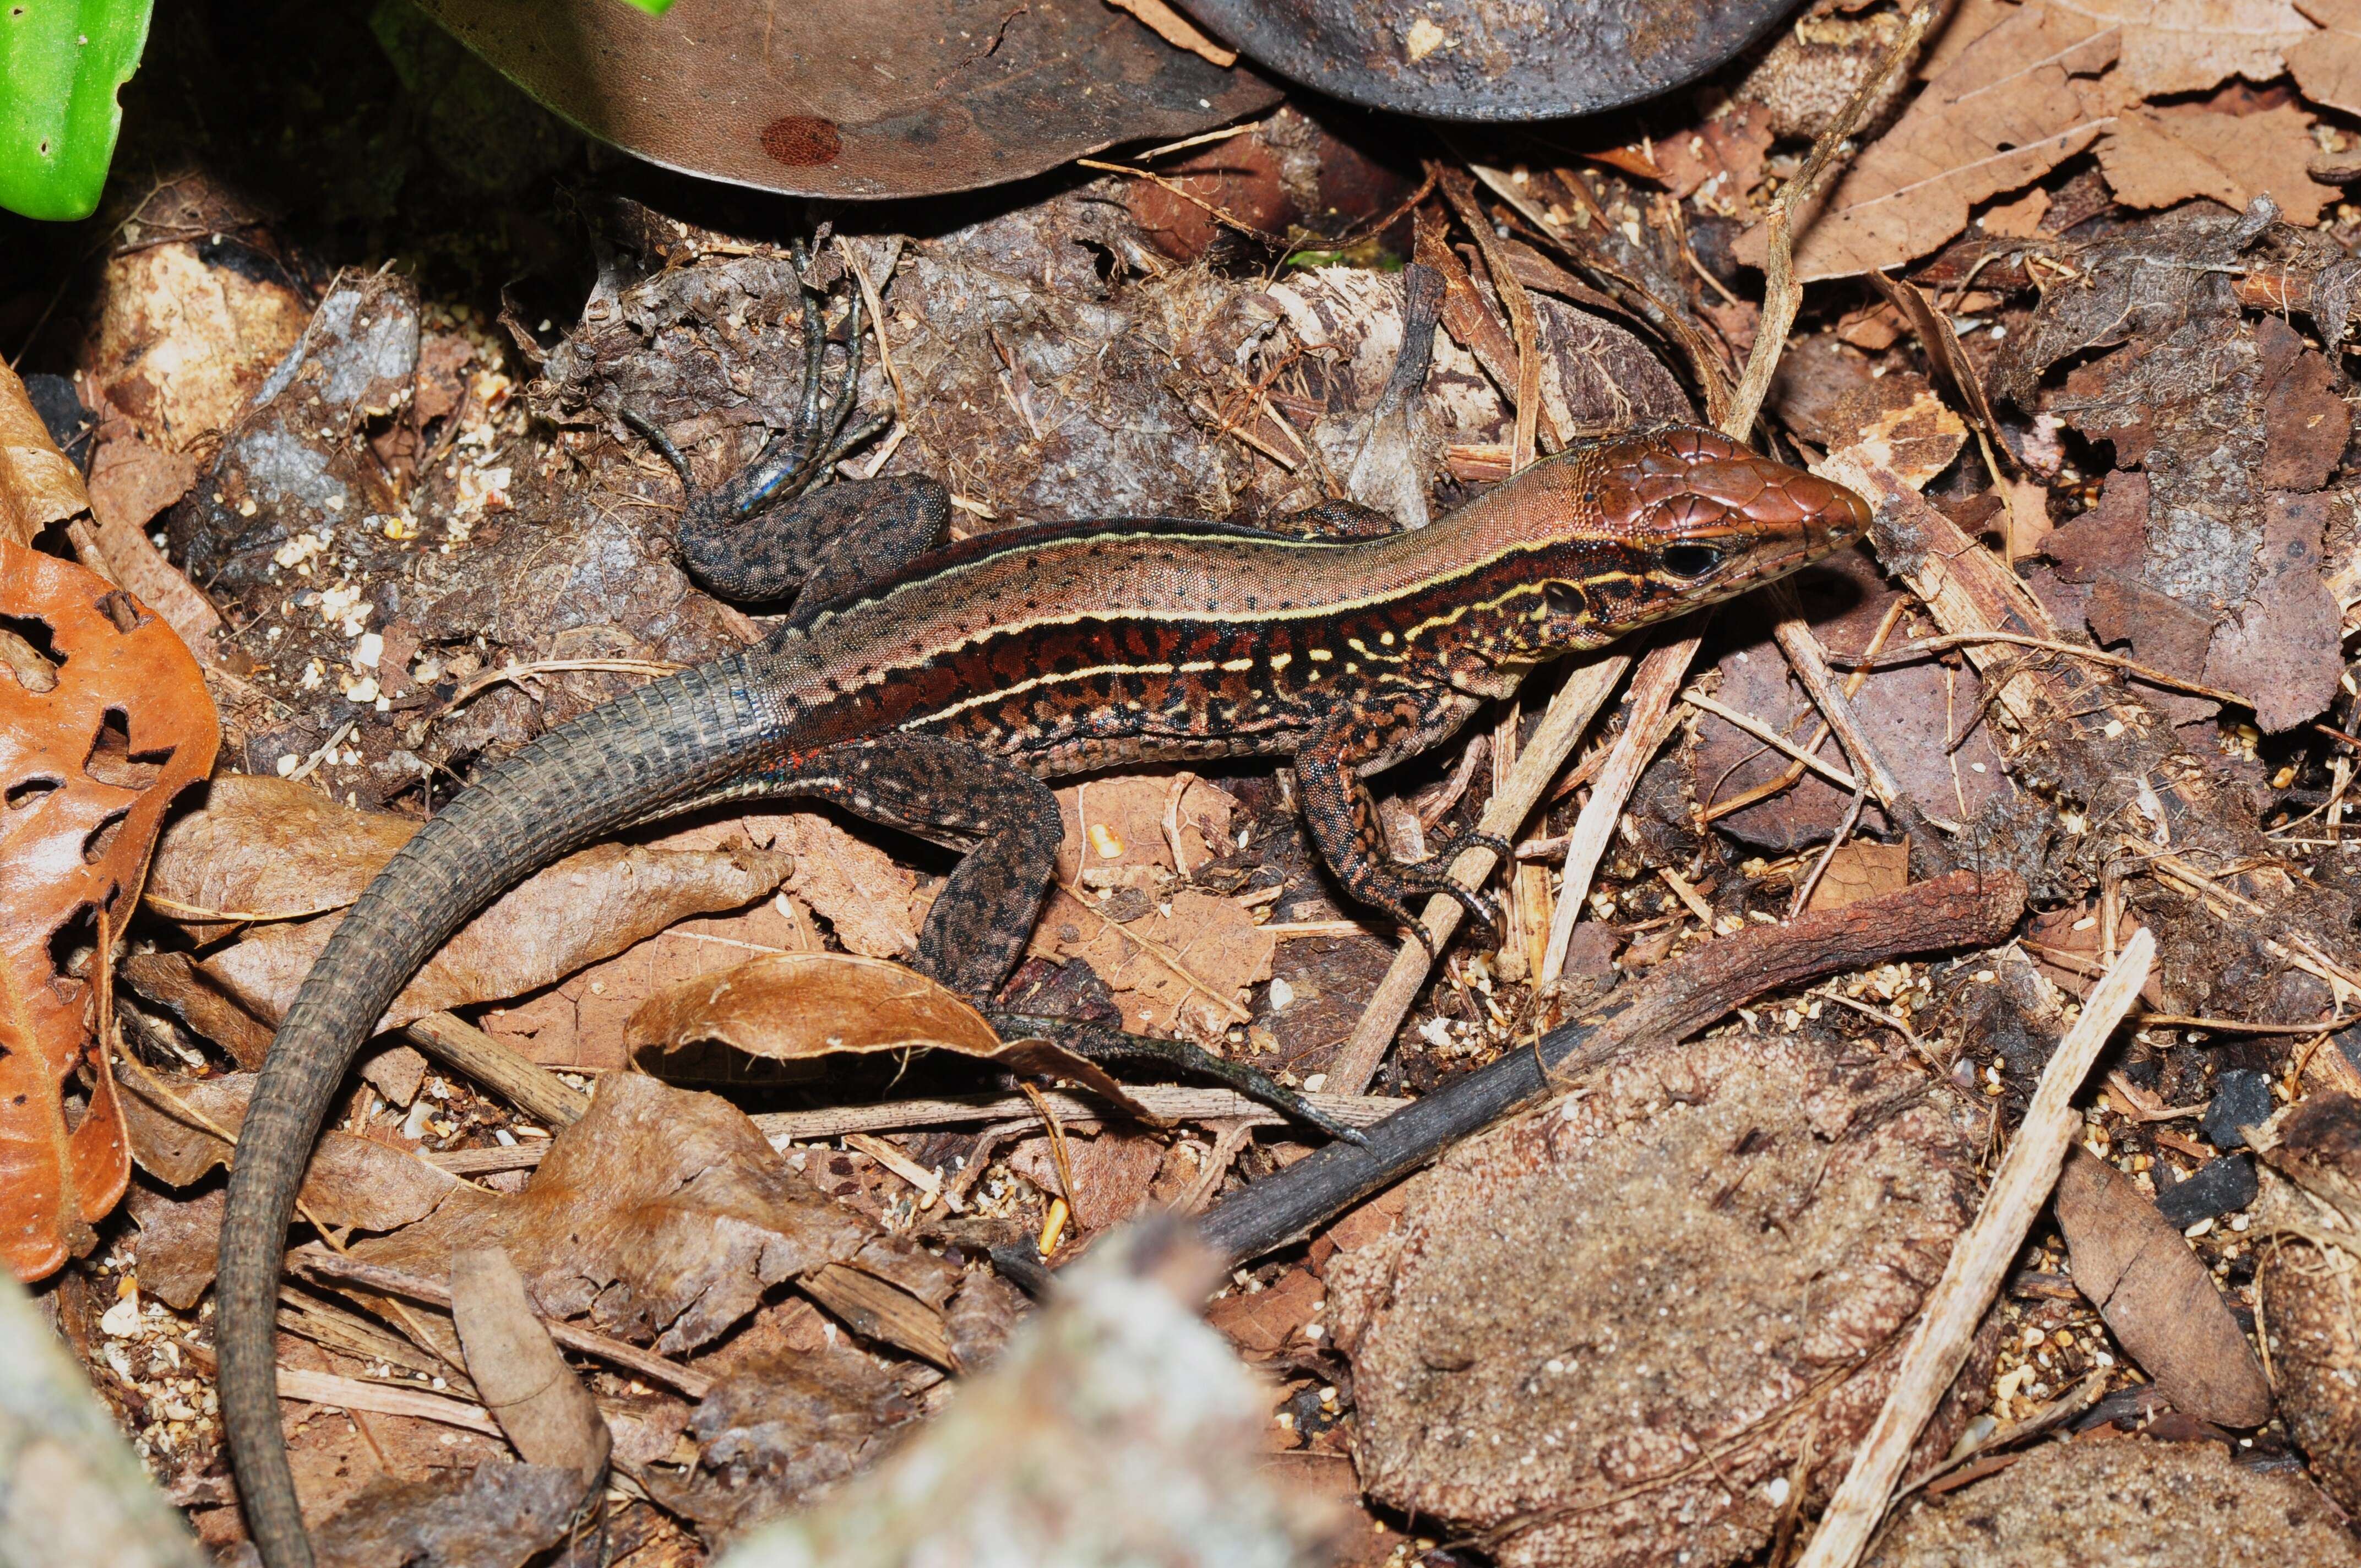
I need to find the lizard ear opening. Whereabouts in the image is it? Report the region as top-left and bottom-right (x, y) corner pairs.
(1544, 580), (1590, 619)
(1660, 542), (1726, 579)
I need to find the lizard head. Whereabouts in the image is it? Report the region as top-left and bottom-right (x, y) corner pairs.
(1521, 423), (1872, 649)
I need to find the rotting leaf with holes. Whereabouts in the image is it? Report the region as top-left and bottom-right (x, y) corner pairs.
(0, 538), (217, 1280)
(627, 950), (1160, 1122)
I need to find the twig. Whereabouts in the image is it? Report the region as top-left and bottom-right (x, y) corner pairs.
(1794, 927), (2155, 1568)
(1829, 631), (2250, 709)
(1724, 0), (1944, 437)
(1438, 167), (1546, 472)
(1325, 655), (1629, 1095)
(1768, 582), (1908, 816)
(1789, 784), (1870, 917)
(292, 1252), (715, 1400)
(268, 1365), (502, 1439)
(435, 658), (681, 720)
(1539, 635), (1696, 985)
(1075, 159), (1279, 243)
(404, 1011), (589, 1128)
(832, 235), (907, 423)
(1684, 692), (1864, 793)
(1704, 597), (1906, 824)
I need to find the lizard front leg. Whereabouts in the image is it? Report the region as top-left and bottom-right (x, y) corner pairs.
(1293, 682), (1500, 947)
(778, 736), (1357, 1141)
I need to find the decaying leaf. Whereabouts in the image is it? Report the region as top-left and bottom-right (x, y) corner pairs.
(2055, 1146), (2272, 1426)
(1794, 2), (2117, 279)
(133, 774), (790, 1041)
(117, 1068), (460, 1228)
(224, 1461), (587, 1568)
(2096, 105), (2336, 225)
(450, 1246), (612, 1485)
(625, 950), (1158, 1121)
(2053, 0), (2316, 100)
(349, 1072), (915, 1357)
(1, 539), (218, 1280)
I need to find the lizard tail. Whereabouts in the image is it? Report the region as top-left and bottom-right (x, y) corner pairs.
(217, 650), (790, 1568)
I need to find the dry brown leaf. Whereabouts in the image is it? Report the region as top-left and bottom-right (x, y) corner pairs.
(149, 772), (415, 926)
(81, 438), (217, 658)
(2097, 104), (2337, 224)
(246, 1461), (585, 1568)
(146, 776), (790, 1038)
(1, 541), (217, 1280)
(350, 1072), (888, 1355)
(116, 1068), (460, 1230)
(1056, 770), (1238, 885)
(764, 809), (925, 960)
(2055, 1146), (2271, 1425)
(450, 1246), (612, 1483)
(2053, 0), (2316, 100)
(625, 950), (1158, 1121)
(0, 366), (91, 546)
(1793, 2), (2118, 280)
(1802, 841), (1913, 912)
(1033, 886), (1274, 1042)
(1004, 1130), (1167, 1229)
(1840, 388), (1970, 491)
(2290, 0), (2361, 112)
(476, 897), (806, 1072)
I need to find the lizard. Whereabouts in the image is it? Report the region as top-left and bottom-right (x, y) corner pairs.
(216, 267), (1871, 1568)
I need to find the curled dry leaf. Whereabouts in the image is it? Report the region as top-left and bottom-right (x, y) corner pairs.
(2054, 1146), (2272, 1426)
(2096, 104), (2337, 225)
(350, 1072), (905, 1357)
(626, 950), (1158, 1122)
(450, 1247), (612, 1485)
(0, 541), (217, 1280)
(135, 774), (790, 1041)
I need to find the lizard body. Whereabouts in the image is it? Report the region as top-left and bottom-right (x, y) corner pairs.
(219, 420), (1867, 1567)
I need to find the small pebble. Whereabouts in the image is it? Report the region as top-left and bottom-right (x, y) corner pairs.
(2201, 1070), (2274, 1149)
(2155, 1153), (2258, 1229)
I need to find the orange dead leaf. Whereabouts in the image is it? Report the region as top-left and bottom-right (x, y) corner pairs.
(2095, 104), (2337, 225)
(1791, 2), (2118, 280)
(1, 541), (217, 1279)
(626, 950), (1159, 1121)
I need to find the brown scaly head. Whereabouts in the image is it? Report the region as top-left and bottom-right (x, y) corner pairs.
(1442, 423), (1873, 666)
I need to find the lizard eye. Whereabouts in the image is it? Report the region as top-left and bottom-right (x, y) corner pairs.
(1544, 580), (1590, 619)
(1660, 542), (1726, 579)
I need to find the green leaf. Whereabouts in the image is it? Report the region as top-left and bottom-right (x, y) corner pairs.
(0, 0), (153, 221)
(613, 0), (674, 13)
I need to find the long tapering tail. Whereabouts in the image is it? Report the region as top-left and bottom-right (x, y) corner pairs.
(217, 651), (789, 1568)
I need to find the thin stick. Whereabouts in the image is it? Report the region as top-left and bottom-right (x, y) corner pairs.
(1324, 655), (1629, 1095)
(1705, 597), (1906, 824)
(1684, 692), (1864, 792)
(293, 1252), (715, 1399)
(1832, 631), (2251, 709)
(832, 235), (907, 424)
(404, 1011), (589, 1128)
(1539, 635), (1696, 984)
(1769, 583), (1906, 814)
(1724, 0), (1943, 437)
(1789, 784), (1871, 917)
(1794, 926), (2155, 1568)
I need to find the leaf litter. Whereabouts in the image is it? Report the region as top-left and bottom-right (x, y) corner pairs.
(20, 2), (2361, 1559)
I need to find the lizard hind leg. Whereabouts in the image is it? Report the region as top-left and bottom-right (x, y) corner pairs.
(783, 736), (1357, 1140)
